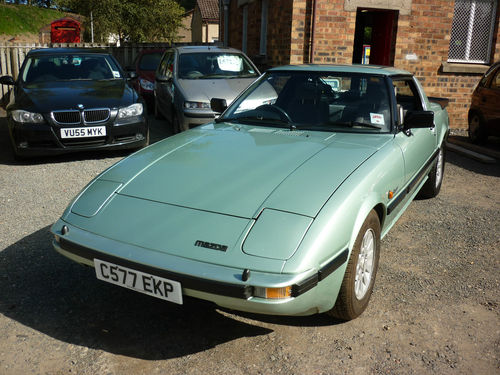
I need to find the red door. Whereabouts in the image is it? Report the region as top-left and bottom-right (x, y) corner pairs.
(369, 12), (396, 66)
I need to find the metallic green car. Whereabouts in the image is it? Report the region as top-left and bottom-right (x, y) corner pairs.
(52, 65), (449, 321)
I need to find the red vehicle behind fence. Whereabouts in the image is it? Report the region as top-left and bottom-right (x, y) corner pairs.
(51, 18), (81, 43)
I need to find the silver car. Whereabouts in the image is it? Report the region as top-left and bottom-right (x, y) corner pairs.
(154, 46), (260, 132)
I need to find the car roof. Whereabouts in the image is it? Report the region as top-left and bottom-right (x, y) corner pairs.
(26, 48), (111, 56)
(268, 64), (412, 77)
(173, 45), (245, 55)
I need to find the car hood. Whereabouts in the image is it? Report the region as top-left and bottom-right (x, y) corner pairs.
(64, 124), (390, 268)
(177, 77), (256, 104)
(14, 80), (136, 112)
(95, 124), (388, 219)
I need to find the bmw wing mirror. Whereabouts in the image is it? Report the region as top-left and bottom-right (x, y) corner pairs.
(0, 76), (15, 85)
(127, 71), (137, 80)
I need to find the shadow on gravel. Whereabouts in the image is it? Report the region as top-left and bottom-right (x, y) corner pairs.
(446, 148), (500, 177)
(0, 227), (272, 359)
(0, 114), (172, 166)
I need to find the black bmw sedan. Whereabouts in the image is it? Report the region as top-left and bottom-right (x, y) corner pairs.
(0, 48), (149, 158)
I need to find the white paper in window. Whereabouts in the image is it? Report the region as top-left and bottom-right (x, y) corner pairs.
(370, 113), (385, 125)
(217, 55), (242, 72)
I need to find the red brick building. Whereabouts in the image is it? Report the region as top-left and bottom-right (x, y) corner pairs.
(221, 0), (500, 130)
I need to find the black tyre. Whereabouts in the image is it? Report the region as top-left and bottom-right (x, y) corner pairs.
(417, 145), (445, 199)
(468, 113), (487, 143)
(327, 210), (381, 321)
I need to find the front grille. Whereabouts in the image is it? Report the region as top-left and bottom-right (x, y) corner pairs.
(52, 110), (80, 124)
(61, 137), (106, 147)
(83, 109), (110, 123)
(51, 108), (110, 125)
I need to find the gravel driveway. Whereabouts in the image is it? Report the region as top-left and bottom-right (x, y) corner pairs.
(0, 113), (499, 374)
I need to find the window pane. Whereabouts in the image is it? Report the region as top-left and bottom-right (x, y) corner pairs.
(448, 0), (497, 63)
(469, 1), (496, 61)
(448, 0), (470, 61)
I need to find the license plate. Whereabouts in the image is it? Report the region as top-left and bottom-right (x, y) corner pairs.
(94, 259), (183, 304)
(60, 126), (106, 139)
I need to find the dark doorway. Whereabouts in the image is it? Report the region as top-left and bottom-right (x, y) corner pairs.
(352, 8), (398, 66)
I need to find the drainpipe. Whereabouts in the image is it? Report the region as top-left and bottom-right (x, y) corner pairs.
(309, 0), (318, 63)
(223, 0), (230, 47)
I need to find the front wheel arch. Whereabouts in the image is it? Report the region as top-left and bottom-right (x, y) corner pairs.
(327, 209), (381, 321)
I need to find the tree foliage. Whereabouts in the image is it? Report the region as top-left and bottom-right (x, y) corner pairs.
(55, 0), (185, 43)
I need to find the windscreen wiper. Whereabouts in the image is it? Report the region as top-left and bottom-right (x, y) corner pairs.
(337, 121), (382, 130)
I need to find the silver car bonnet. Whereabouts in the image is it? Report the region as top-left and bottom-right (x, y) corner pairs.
(177, 77), (256, 105)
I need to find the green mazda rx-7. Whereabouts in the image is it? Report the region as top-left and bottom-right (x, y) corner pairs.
(51, 64), (449, 321)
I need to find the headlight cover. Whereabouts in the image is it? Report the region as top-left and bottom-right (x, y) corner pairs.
(11, 110), (44, 123)
(184, 101), (210, 109)
(243, 209), (313, 260)
(117, 103), (143, 119)
(139, 78), (154, 91)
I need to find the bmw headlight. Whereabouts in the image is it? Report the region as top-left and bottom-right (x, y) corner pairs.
(117, 103), (143, 119)
(139, 78), (154, 91)
(184, 101), (210, 109)
(11, 110), (44, 123)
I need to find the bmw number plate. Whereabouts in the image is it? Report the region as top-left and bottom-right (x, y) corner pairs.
(60, 126), (106, 139)
(94, 259), (183, 304)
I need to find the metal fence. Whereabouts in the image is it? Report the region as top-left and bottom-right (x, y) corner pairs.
(0, 42), (209, 100)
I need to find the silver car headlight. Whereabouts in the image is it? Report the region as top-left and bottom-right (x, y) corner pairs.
(11, 110), (44, 123)
(184, 101), (210, 109)
(117, 103), (143, 119)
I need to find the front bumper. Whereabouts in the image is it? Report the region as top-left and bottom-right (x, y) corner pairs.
(8, 114), (148, 157)
(51, 220), (348, 316)
(180, 110), (215, 131)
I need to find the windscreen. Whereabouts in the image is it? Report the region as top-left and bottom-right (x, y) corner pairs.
(178, 52), (258, 79)
(21, 54), (122, 83)
(138, 52), (163, 71)
(222, 71), (392, 132)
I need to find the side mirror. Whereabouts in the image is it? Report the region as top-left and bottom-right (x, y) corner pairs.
(210, 98), (227, 114)
(403, 110), (434, 130)
(0, 76), (15, 85)
(155, 74), (171, 83)
(127, 71), (137, 80)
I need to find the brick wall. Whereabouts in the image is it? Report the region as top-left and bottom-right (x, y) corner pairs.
(391, 0), (500, 130)
(304, 0), (356, 64)
(225, 0), (500, 130)
(227, 0), (294, 68)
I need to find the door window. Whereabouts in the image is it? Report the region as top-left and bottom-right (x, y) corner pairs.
(157, 52), (174, 79)
(392, 78), (423, 112)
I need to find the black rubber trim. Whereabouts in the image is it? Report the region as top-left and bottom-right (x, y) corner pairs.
(387, 148), (439, 215)
(292, 248), (349, 297)
(318, 248), (349, 281)
(58, 238), (349, 300)
(58, 238), (252, 299)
